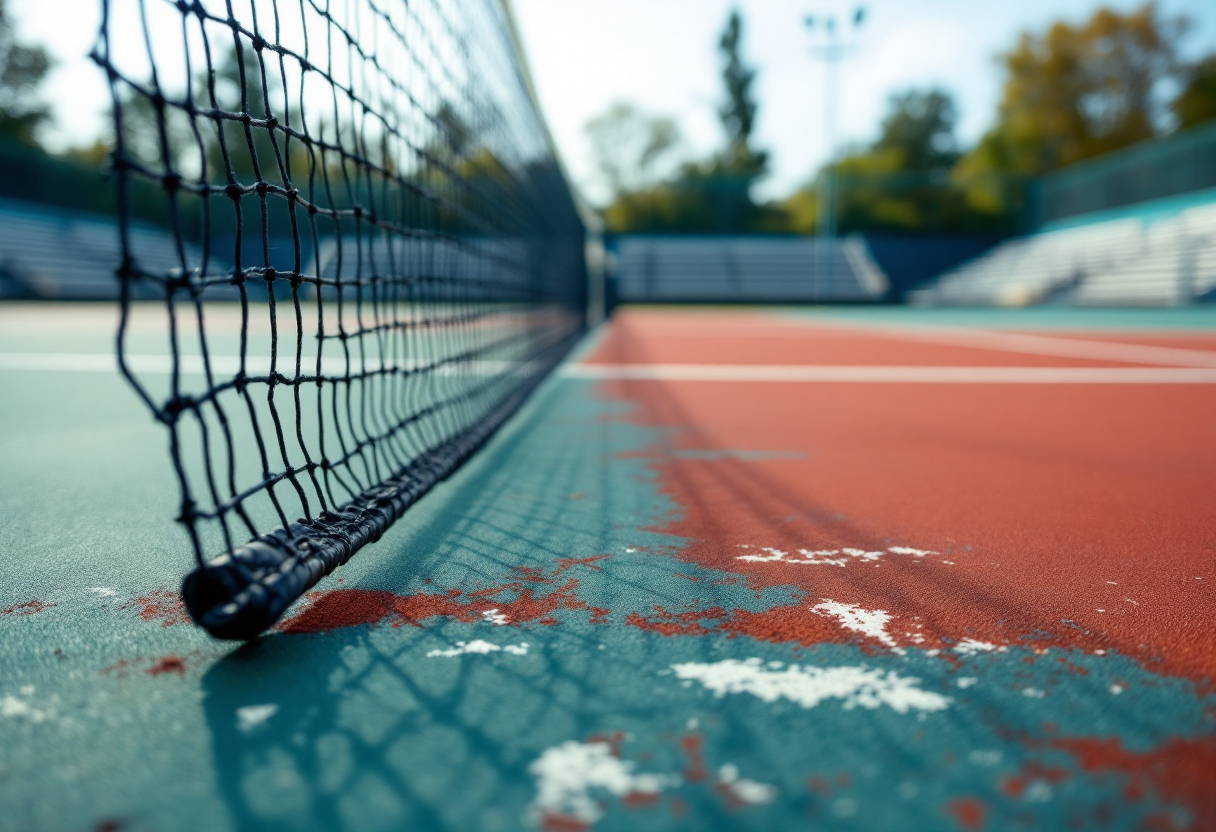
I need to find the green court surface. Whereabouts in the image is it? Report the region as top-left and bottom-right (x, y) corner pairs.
(2, 303), (1214, 832)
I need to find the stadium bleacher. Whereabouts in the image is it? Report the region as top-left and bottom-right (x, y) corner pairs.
(0, 199), (198, 301)
(912, 191), (1216, 307)
(612, 235), (887, 303)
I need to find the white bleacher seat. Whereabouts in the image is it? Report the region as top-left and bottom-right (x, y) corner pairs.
(613, 236), (886, 303)
(912, 195), (1216, 307)
(0, 199), (213, 301)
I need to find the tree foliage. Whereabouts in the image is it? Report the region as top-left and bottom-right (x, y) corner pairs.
(959, 2), (1188, 179)
(780, 88), (1014, 234)
(594, 8), (775, 233)
(715, 8), (766, 176)
(872, 89), (960, 173)
(584, 102), (682, 200)
(0, 0), (52, 145)
(1172, 54), (1216, 129)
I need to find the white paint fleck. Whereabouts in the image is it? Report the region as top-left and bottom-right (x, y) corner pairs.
(0, 694), (52, 723)
(833, 798), (859, 818)
(89, 587), (117, 597)
(887, 547), (937, 557)
(19, 685), (34, 696)
(427, 640), (529, 658)
(236, 704), (279, 732)
(1125, 598), (1138, 606)
(1094, 649), (1107, 656)
(1106, 581), (1118, 585)
(968, 750), (1002, 766)
(1022, 688), (1046, 699)
(482, 609), (508, 626)
(735, 544), (937, 567)
(1024, 781), (1053, 802)
(953, 639), (1007, 656)
(942, 560), (956, 565)
(670, 658), (951, 714)
(526, 740), (677, 826)
(956, 677), (978, 689)
(686, 718), (699, 730)
(736, 546), (805, 563)
(812, 600), (897, 648)
(718, 764), (778, 805)
(1110, 684), (1125, 695)
(1096, 609), (1105, 613)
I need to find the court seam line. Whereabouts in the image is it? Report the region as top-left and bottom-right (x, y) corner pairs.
(561, 364), (1216, 383)
(6, 353), (1216, 383)
(771, 317), (1216, 368)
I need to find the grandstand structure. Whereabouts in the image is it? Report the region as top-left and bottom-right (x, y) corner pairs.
(0, 199), (191, 301)
(612, 235), (887, 303)
(915, 122), (1216, 307)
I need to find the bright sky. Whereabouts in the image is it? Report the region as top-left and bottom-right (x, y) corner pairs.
(12, 0), (1216, 205)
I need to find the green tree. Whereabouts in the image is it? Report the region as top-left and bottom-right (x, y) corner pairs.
(959, 2), (1188, 179)
(1172, 53), (1216, 129)
(655, 7), (774, 233)
(594, 9), (778, 234)
(715, 8), (766, 176)
(0, 0), (53, 144)
(781, 88), (989, 234)
(872, 89), (959, 173)
(584, 102), (682, 202)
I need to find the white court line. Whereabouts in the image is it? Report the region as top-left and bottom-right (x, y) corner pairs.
(783, 318), (1216, 368)
(0, 353), (264, 374)
(6, 353), (1216, 383)
(561, 364), (1216, 384)
(0, 353), (530, 376)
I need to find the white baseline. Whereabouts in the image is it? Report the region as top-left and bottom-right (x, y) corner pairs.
(562, 364), (1216, 384)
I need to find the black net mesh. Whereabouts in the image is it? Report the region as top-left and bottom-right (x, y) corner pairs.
(92, 0), (587, 639)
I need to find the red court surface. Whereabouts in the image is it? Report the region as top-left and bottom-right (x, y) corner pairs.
(583, 310), (1216, 684)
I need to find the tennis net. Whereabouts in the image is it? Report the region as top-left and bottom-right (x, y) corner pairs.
(92, 0), (588, 639)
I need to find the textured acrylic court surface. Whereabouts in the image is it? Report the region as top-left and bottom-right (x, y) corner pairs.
(1, 304), (1215, 832)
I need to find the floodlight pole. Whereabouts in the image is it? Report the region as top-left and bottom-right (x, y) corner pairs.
(805, 8), (864, 299)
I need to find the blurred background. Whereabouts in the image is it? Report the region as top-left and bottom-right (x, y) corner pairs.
(1, 0), (1214, 306)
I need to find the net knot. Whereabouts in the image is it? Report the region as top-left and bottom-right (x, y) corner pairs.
(166, 268), (192, 292)
(251, 34), (267, 52)
(116, 256), (138, 281)
(255, 181), (270, 197)
(225, 183), (243, 201)
(176, 499), (198, 525)
(162, 395), (194, 421)
(162, 172), (182, 193)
